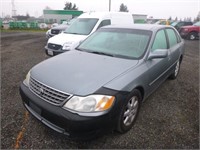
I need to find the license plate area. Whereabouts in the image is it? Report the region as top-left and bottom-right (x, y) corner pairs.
(29, 102), (42, 115)
(47, 50), (53, 56)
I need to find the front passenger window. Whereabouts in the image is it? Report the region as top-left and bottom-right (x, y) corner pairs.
(151, 30), (167, 52)
(166, 29), (178, 48)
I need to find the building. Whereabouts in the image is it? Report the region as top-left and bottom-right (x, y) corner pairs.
(43, 10), (83, 23)
(132, 14), (147, 24)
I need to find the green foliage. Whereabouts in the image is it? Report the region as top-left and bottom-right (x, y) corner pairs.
(119, 3), (129, 12)
(64, 1), (78, 10)
(1, 29), (47, 32)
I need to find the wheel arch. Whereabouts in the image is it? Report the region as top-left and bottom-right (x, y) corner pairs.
(189, 31), (198, 34)
(134, 86), (145, 101)
(180, 54), (183, 63)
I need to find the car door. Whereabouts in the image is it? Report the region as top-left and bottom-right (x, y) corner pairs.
(165, 28), (181, 67)
(145, 29), (171, 94)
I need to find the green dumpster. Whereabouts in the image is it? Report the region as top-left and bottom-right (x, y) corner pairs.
(30, 22), (38, 29)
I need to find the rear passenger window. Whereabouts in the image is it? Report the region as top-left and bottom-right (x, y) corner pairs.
(166, 29), (178, 47)
(97, 20), (111, 29)
(151, 30), (167, 52)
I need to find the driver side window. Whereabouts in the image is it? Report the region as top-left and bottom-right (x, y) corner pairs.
(151, 30), (167, 52)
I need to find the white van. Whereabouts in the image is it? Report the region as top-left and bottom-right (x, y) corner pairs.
(45, 11), (134, 56)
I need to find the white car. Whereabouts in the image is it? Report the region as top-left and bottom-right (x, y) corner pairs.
(45, 11), (134, 56)
(46, 18), (77, 39)
(39, 23), (48, 29)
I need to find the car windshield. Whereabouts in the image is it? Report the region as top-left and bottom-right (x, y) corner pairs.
(64, 18), (98, 35)
(77, 28), (152, 59)
(193, 21), (200, 26)
(171, 22), (178, 26)
(67, 18), (77, 25)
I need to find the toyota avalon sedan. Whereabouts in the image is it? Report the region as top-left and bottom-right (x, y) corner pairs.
(20, 24), (185, 139)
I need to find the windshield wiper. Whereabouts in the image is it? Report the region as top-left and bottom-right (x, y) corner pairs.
(76, 48), (114, 57)
(89, 51), (114, 57)
(68, 32), (79, 34)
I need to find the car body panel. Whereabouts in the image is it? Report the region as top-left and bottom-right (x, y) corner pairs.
(31, 50), (139, 96)
(48, 33), (86, 46)
(20, 24), (185, 138)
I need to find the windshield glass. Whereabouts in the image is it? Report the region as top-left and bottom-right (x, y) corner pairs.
(67, 18), (77, 25)
(77, 28), (152, 59)
(194, 21), (200, 26)
(64, 18), (98, 35)
(171, 22), (178, 26)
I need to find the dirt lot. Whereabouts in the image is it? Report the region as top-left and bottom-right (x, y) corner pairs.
(1, 31), (199, 149)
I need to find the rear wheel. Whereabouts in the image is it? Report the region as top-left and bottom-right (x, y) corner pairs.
(188, 32), (197, 40)
(169, 60), (180, 80)
(117, 89), (142, 133)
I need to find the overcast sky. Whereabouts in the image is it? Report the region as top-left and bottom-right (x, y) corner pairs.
(1, 0), (199, 20)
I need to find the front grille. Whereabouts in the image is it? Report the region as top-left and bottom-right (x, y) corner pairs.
(48, 43), (62, 50)
(29, 77), (71, 105)
(51, 29), (60, 35)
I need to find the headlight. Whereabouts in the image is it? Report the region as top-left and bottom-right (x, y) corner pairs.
(23, 71), (30, 87)
(183, 28), (189, 31)
(63, 95), (115, 112)
(46, 30), (50, 35)
(62, 42), (73, 50)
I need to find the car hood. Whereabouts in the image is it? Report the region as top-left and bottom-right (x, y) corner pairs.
(52, 24), (69, 30)
(48, 33), (87, 45)
(31, 50), (138, 96)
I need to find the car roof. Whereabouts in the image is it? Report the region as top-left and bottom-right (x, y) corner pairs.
(102, 24), (172, 32)
(79, 11), (131, 19)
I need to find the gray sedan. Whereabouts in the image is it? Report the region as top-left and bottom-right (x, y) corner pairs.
(20, 24), (184, 139)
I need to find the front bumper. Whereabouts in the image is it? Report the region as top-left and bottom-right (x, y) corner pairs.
(19, 83), (120, 139)
(44, 46), (68, 56)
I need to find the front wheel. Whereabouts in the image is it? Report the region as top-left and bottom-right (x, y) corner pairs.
(188, 32), (197, 40)
(117, 89), (142, 133)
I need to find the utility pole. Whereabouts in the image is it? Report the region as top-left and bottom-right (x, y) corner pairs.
(109, 0), (111, 11)
(11, 0), (17, 17)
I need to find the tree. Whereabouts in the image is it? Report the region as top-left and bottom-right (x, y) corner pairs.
(119, 3), (128, 12)
(26, 12), (30, 18)
(64, 2), (78, 10)
(168, 16), (172, 20)
(175, 17), (178, 21)
(194, 11), (200, 22)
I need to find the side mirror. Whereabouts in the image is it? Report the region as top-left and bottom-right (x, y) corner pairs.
(148, 49), (168, 60)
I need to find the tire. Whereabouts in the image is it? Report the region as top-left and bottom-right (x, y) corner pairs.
(117, 89), (142, 133)
(187, 32), (197, 40)
(169, 60), (180, 80)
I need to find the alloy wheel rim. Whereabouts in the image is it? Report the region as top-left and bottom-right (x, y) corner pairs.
(175, 61), (180, 77)
(123, 96), (139, 126)
(190, 34), (195, 40)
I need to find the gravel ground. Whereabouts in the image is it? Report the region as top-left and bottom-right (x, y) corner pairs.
(1, 31), (199, 149)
